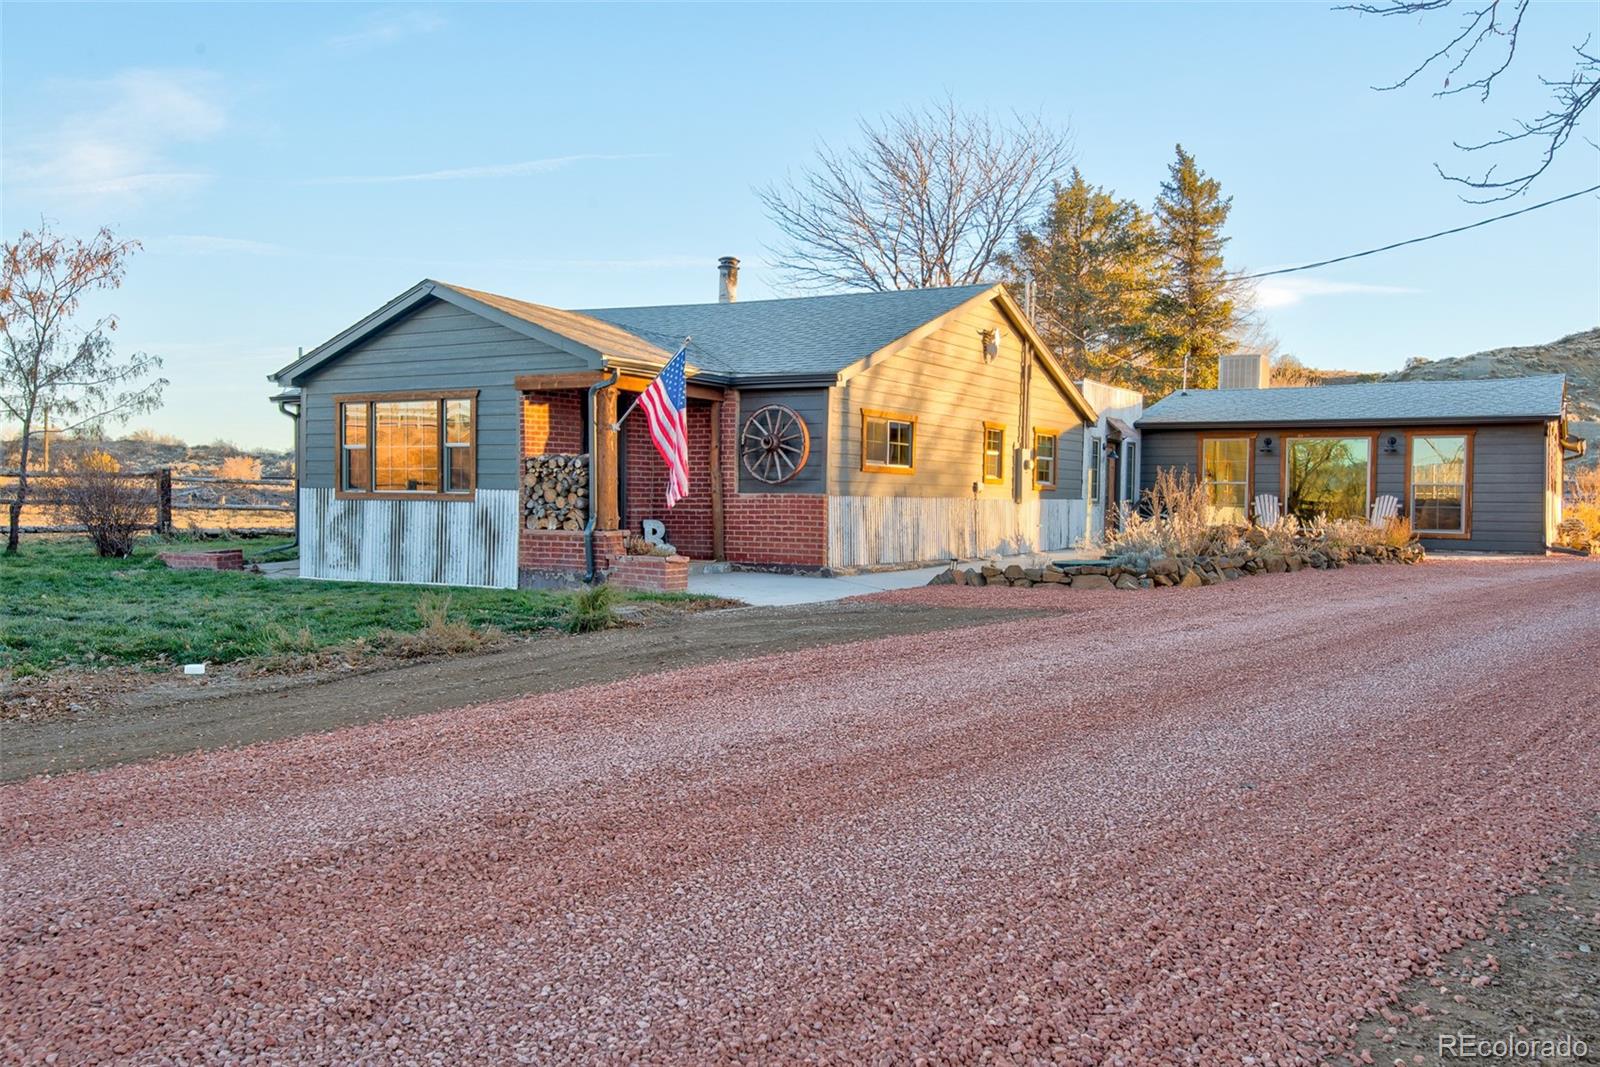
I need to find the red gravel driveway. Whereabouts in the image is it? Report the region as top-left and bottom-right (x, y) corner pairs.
(3, 558), (1598, 1064)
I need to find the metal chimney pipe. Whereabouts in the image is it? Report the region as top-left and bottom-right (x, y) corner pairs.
(717, 256), (739, 303)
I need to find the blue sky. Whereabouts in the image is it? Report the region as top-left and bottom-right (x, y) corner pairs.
(3, 2), (1597, 449)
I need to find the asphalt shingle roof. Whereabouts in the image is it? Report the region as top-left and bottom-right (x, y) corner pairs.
(1137, 374), (1567, 427)
(580, 284), (995, 380)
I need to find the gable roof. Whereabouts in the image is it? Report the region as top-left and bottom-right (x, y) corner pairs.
(269, 278), (1093, 422)
(581, 283), (995, 381)
(270, 280), (676, 385)
(1137, 374), (1567, 428)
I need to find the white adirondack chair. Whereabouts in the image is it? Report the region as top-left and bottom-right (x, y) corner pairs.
(1370, 494), (1400, 527)
(1253, 493), (1281, 527)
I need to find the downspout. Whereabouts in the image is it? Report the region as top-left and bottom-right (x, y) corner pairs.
(274, 394), (301, 552)
(583, 369), (620, 583)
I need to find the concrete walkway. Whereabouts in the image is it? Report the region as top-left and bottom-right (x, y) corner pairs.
(687, 565), (951, 606)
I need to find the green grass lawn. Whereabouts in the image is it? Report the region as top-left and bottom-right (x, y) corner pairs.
(1, 536), (670, 673)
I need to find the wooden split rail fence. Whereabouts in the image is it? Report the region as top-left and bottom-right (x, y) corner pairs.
(0, 468), (296, 536)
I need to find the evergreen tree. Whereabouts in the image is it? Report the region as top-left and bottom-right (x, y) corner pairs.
(1003, 169), (1162, 386)
(1149, 145), (1238, 392)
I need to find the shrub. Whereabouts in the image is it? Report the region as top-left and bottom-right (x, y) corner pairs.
(61, 453), (154, 557)
(1107, 469), (1214, 562)
(1307, 515), (1412, 551)
(1568, 467), (1600, 549)
(375, 592), (495, 658)
(216, 454), (262, 481)
(561, 583), (618, 634)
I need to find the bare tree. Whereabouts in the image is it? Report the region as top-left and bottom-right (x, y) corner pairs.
(1, 222), (166, 553)
(1342, 0), (1599, 199)
(760, 100), (1073, 291)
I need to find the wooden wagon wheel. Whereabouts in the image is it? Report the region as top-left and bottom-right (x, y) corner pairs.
(740, 404), (811, 485)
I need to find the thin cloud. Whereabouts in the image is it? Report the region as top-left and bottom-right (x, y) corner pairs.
(1251, 277), (1419, 310)
(4, 69), (225, 207)
(326, 10), (446, 51)
(306, 153), (661, 185)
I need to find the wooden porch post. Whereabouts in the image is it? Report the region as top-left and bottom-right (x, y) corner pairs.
(595, 385), (620, 530)
(710, 398), (726, 560)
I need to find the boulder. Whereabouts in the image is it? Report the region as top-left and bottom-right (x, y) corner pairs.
(1222, 568), (1243, 581)
(1178, 568), (1204, 589)
(1114, 574), (1140, 591)
(1012, 578), (1035, 588)
(949, 568), (968, 586)
(1264, 555), (1287, 574)
(965, 570), (986, 586)
(981, 565), (1002, 579)
(1071, 574), (1115, 590)
(1198, 567), (1221, 586)
(1149, 557), (1180, 577)
(1039, 568), (1065, 583)
(1244, 527), (1268, 547)
(1003, 564), (1026, 581)
(1023, 567), (1044, 583)
(1152, 573), (1173, 587)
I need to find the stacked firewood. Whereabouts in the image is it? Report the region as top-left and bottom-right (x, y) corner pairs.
(522, 454), (589, 531)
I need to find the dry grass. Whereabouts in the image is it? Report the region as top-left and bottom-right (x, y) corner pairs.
(374, 593), (499, 658)
(1107, 469), (1216, 563)
(1308, 515), (1414, 551)
(1568, 467), (1600, 548)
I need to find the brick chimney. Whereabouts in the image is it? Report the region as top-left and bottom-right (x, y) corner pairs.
(717, 256), (739, 303)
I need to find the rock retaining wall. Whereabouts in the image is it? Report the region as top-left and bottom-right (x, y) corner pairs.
(936, 539), (1425, 590)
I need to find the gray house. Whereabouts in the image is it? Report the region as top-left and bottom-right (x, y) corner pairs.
(269, 263), (1103, 588)
(1137, 366), (1583, 553)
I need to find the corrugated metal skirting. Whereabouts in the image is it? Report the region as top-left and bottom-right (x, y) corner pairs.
(827, 496), (1087, 569)
(299, 488), (519, 589)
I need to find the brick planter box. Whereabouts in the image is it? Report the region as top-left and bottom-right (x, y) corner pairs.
(608, 553), (689, 593)
(158, 549), (245, 572)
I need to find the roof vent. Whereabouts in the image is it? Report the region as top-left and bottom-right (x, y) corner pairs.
(717, 256), (739, 303)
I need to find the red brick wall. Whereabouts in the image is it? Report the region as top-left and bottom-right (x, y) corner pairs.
(622, 396), (716, 559)
(518, 530), (624, 576)
(522, 391), (584, 456)
(609, 553), (689, 593)
(718, 390), (828, 568)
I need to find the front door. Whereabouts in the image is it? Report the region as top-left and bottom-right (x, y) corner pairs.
(1105, 440), (1122, 534)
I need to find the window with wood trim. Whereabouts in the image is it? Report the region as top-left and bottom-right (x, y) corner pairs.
(337, 392), (477, 497)
(1409, 433), (1470, 535)
(862, 410), (915, 473)
(982, 423), (1006, 483)
(1286, 436), (1370, 521)
(1033, 430), (1059, 489)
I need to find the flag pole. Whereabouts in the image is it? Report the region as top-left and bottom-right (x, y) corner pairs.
(612, 336), (690, 431)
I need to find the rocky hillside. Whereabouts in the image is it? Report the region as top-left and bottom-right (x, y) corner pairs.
(3, 433), (294, 479)
(1381, 327), (1599, 420)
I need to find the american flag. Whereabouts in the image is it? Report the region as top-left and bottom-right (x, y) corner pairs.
(637, 344), (691, 508)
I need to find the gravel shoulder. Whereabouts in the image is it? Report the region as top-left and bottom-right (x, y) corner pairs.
(0, 600), (1038, 782)
(3, 558), (1597, 1064)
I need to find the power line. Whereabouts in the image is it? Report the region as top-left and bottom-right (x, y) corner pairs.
(1239, 184), (1600, 281)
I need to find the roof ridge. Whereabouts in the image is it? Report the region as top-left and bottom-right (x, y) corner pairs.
(575, 282), (996, 315)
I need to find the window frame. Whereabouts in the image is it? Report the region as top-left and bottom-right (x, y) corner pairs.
(1197, 434), (1255, 524)
(1404, 429), (1474, 539)
(982, 422), (1006, 484)
(334, 389), (479, 501)
(1279, 432), (1377, 523)
(860, 408), (917, 474)
(1033, 428), (1060, 490)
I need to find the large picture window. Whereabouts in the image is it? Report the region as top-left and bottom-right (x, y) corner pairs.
(1200, 436), (1251, 524)
(1410, 433), (1470, 535)
(1286, 436), (1370, 521)
(862, 410), (915, 473)
(337, 392), (477, 497)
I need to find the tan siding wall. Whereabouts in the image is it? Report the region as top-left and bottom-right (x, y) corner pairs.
(829, 296), (1085, 498)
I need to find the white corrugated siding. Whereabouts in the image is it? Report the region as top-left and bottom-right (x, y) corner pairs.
(299, 488), (518, 589)
(826, 496), (1087, 569)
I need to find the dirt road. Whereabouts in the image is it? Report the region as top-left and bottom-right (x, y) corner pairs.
(3, 559), (1597, 1064)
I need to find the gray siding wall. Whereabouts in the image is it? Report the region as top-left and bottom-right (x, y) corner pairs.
(735, 387), (830, 494)
(1141, 422), (1552, 553)
(1030, 377), (1085, 500)
(297, 297), (592, 491)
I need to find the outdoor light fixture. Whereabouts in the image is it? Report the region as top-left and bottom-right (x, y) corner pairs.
(1383, 434), (1401, 453)
(1260, 435), (1276, 454)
